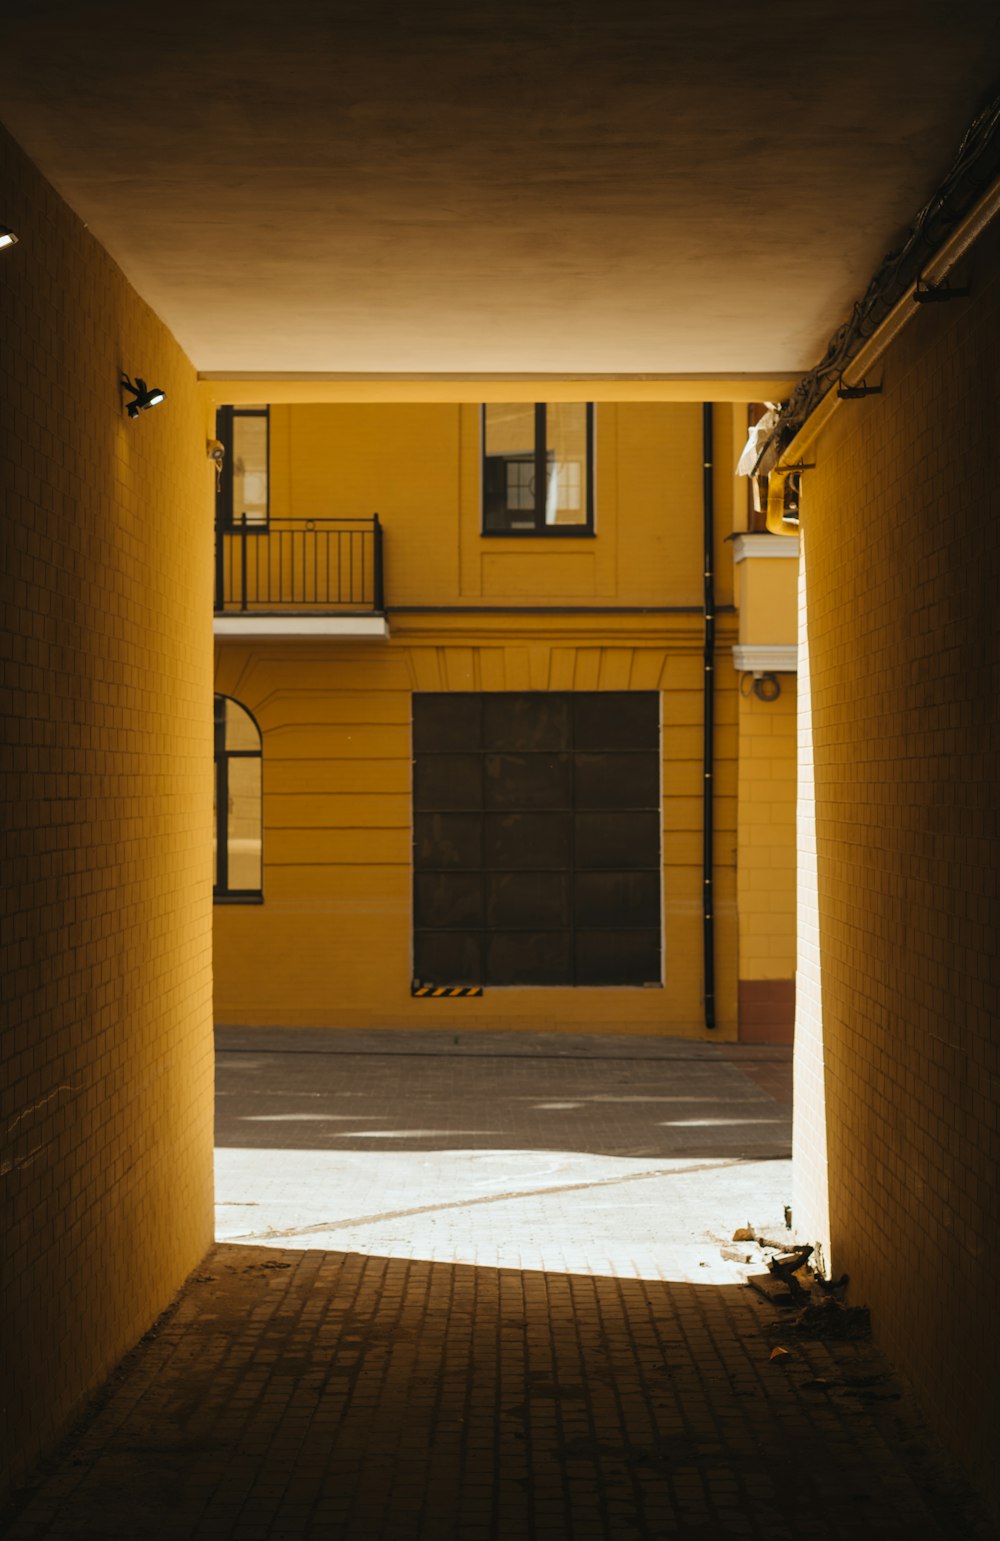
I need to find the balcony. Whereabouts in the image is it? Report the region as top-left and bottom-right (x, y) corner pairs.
(213, 515), (388, 640)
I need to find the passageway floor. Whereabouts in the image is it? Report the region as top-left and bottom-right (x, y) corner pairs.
(5, 1033), (992, 1540)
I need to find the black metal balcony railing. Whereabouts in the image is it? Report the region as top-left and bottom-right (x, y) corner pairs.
(215, 515), (384, 614)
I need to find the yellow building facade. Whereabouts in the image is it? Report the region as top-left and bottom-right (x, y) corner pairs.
(212, 399), (798, 1037)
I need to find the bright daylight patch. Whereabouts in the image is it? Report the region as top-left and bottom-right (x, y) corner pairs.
(215, 1145), (790, 1285)
(214, 1031), (793, 1286)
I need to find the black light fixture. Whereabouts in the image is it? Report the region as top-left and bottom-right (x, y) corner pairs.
(121, 373), (166, 419)
(0, 225), (18, 250)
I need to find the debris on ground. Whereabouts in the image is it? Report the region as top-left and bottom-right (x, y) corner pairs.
(814, 1272), (850, 1294)
(723, 1225), (869, 1340)
(766, 1244), (813, 1280)
(746, 1272), (799, 1308)
(782, 1299), (871, 1340)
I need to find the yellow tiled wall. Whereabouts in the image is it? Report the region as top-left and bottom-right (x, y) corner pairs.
(792, 216), (999, 1510)
(791, 535), (831, 1257)
(0, 127), (215, 1494)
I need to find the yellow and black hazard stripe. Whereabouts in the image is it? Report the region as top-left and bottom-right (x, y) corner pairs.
(411, 983), (483, 998)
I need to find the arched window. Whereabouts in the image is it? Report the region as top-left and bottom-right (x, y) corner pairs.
(214, 695), (263, 901)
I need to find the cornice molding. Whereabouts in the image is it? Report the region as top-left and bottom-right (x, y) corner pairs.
(732, 644), (798, 674)
(731, 534), (799, 564)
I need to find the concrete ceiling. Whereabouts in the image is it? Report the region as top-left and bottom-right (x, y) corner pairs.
(1, 1), (997, 378)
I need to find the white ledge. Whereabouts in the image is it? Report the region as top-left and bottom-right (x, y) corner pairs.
(731, 534), (799, 563)
(214, 615), (388, 640)
(733, 644), (798, 674)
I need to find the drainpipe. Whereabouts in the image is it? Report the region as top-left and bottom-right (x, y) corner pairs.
(702, 403), (717, 1030)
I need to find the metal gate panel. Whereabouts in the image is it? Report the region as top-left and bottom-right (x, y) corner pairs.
(412, 691), (661, 987)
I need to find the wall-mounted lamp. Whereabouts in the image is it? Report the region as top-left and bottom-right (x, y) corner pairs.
(121, 373), (166, 419)
(0, 225), (19, 250)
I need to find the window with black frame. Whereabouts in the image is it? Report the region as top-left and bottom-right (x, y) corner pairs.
(482, 403), (594, 534)
(216, 405), (270, 529)
(214, 695), (263, 902)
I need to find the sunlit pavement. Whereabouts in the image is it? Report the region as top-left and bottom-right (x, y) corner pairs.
(214, 1030), (793, 1283)
(5, 1032), (992, 1540)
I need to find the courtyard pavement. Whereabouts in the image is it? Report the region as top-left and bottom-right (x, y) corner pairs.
(214, 1029), (794, 1283)
(3, 1030), (993, 1540)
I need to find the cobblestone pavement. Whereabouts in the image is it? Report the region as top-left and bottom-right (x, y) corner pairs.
(4, 1033), (993, 1540)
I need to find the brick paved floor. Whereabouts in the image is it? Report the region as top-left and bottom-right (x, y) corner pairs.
(3, 1033), (993, 1540)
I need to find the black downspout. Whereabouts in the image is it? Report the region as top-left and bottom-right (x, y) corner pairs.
(373, 512), (385, 613)
(702, 403), (717, 1030)
(214, 514), (225, 613)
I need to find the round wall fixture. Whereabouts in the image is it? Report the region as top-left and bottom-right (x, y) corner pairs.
(753, 673), (781, 702)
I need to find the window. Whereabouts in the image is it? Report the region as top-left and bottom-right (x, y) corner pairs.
(214, 695), (263, 901)
(412, 692), (661, 986)
(482, 403), (594, 534)
(216, 405), (270, 529)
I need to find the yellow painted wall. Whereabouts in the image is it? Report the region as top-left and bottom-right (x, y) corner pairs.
(214, 400), (746, 1035)
(734, 549), (798, 646)
(730, 527), (799, 1037)
(0, 127), (215, 1496)
(793, 215), (1000, 1512)
(736, 680), (797, 978)
(222, 401), (738, 611)
(735, 675), (797, 1040)
(214, 613), (739, 1035)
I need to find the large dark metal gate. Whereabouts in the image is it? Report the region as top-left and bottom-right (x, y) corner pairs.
(412, 692), (661, 987)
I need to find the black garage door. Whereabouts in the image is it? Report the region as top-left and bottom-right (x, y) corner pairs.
(412, 692), (661, 986)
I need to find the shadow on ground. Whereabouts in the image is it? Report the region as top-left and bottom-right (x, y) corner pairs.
(215, 1030), (793, 1159)
(3, 1245), (990, 1541)
(7, 1036), (990, 1538)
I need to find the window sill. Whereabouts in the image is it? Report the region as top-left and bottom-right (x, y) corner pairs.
(480, 528), (596, 539)
(213, 893), (264, 905)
